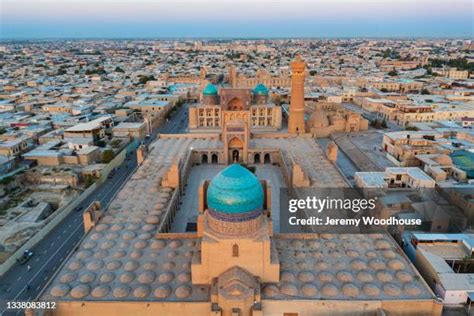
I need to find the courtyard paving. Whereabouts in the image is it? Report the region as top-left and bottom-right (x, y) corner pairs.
(170, 164), (286, 233)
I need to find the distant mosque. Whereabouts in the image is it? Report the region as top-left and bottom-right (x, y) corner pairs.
(188, 83), (282, 131)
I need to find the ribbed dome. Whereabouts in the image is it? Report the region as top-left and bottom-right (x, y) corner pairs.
(207, 164), (263, 215)
(253, 83), (269, 95)
(202, 83), (218, 96)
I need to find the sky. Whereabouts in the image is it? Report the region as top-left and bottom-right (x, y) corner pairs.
(0, 0), (472, 39)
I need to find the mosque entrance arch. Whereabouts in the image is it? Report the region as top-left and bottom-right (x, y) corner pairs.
(202, 153), (208, 164)
(228, 137), (243, 149)
(254, 153), (261, 164)
(227, 98), (244, 111)
(264, 153), (271, 164)
(211, 153), (218, 164)
(232, 150), (240, 163)
(228, 137), (243, 163)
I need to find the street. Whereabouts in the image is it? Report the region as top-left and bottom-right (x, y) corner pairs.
(0, 102), (189, 315)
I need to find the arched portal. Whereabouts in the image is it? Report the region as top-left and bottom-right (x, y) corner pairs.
(254, 153), (261, 164)
(232, 150), (240, 163)
(202, 153), (208, 164)
(228, 137), (243, 149)
(264, 153), (271, 164)
(227, 97), (244, 111)
(211, 153), (218, 164)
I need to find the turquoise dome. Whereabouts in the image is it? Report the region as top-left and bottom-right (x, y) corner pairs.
(207, 164), (264, 215)
(202, 83), (218, 96)
(253, 83), (269, 95)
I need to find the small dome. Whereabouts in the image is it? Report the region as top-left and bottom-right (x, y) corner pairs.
(207, 164), (263, 215)
(253, 83), (269, 95)
(202, 83), (218, 96)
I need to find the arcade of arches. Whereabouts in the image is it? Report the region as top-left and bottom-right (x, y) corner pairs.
(196, 150), (276, 165)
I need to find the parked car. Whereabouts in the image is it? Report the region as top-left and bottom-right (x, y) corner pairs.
(108, 168), (117, 179)
(18, 250), (34, 265)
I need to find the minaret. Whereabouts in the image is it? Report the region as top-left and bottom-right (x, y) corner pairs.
(288, 54), (306, 134)
(228, 65), (237, 88)
(200, 67), (207, 80)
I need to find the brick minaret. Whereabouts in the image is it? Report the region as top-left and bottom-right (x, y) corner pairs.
(288, 55), (306, 134)
(229, 65), (237, 88)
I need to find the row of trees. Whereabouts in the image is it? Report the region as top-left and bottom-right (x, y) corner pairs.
(429, 57), (474, 72)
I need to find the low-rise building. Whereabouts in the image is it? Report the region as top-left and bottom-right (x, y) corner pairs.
(23, 140), (100, 166)
(112, 122), (146, 141)
(64, 116), (114, 143)
(403, 232), (474, 307)
(0, 138), (29, 157)
(382, 130), (474, 173)
(355, 167), (437, 189)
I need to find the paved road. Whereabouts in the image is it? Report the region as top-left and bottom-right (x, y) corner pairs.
(0, 102), (189, 315)
(317, 137), (359, 186)
(157, 103), (189, 134)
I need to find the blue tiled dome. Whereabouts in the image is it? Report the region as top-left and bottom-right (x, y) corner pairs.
(207, 164), (263, 215)
(253, 83), (269, 95)
(202, 83), (218, 96)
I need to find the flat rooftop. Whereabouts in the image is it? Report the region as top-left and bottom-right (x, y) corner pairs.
(113, 122), (145, 129)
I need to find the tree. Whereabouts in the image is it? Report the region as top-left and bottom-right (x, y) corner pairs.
(56, 68), (67, 76)
(96, 140), (106, 148)
(83, 175), (96, 188)
(388, 70), (398, 77)
(102, 149), (114, 163)
(111, 139), (121, 148)
(114, 66), (125, 73)
(421, 89), (430, 95)
(138, 75), (155, 85)
(239, 163), (256, 173)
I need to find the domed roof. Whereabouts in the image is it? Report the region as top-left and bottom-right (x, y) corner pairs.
(207, 164), (263, 215)
(202, 83), (218, 96)
(253, 83), (269, 95)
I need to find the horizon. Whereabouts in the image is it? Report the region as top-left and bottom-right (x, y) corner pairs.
(1, 0), (472, 39)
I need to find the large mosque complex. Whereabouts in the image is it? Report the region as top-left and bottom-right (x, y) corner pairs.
(37, 56), (442, 316)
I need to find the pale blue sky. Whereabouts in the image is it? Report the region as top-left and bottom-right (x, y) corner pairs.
(0, 0), (472, 39)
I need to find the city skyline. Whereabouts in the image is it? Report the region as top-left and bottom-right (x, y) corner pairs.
(1, 0), (472, 39)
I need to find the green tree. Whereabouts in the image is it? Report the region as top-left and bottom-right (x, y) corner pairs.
(138, 75), (155, 85)
(83, 175), (96, 188)
(388, 70), (398, 76)
(96, 140), (106, 148)
(111, 139), (122, 148)
(102, 149), (114, 163)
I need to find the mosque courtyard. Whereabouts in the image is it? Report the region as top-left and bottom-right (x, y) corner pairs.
(171, 164), (285, 233)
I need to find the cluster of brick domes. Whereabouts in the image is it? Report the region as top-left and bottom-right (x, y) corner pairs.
(262, 234), (429, 300)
